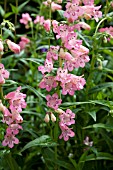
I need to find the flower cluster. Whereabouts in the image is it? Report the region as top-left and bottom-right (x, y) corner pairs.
(99, 26), (113, 41)
(37, 0), (102, 141)
(59, 109), (75, 141)
(64, 0), (102, 22)
(0, 86), (26, 148)
(37, 0), (98, 141)
(0, 43), (26, 148)
(1, 87), (26, 148)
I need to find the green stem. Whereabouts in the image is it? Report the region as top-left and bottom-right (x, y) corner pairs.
(85, 44), (96, 98)
(4, 0), (7, 13)
(15, 0), (18, 26)
(105, 0), (109, 17)
(94, 17), (107, 36)
(86, 17), (108, 98)
(54, 114), (58, 170)
(0, 86), (3, 100)
(48, 2), (52, 49)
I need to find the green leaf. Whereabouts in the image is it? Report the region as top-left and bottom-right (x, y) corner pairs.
(86, 152), (113, 161)
(24, 58), (43, 65)
(22, 85), (46, 99)
(10, 4), (18, 14)
(103, 49), (113, 57)
(61, 101), (93, 107)
(57, 10), (65, 18)
(18, 0), (30, 12)
(89, 82), (113, 94)
(3, 80), (18, 86)
(3, 153), (20, 170)
(61, 100), (113, 108)
(87, 110), (96, 121)
(69, 157), (79, 170)
(78, 150), (89, 170)
(43, 148), (74, 169)
(21, 135), (57, 152)
(83, 123), (113, 131)
(100, 131), (113, 152)
(77, 33), (90, 48)
(0, 5), (5, 16)
(4, 12), (13, 18)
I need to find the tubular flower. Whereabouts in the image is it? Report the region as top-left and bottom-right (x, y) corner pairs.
(6, 40), (20, 54)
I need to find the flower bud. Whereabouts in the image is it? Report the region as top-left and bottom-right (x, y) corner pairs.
(55, 108), (64, 114)
(47, 0), (51, 4)
(6, 40), (20, 54)
(44, 113), (50, 123)
(50, 113), (56, 122)
(78, 22), (91, 30)
(0, 100), (5, 112)
(0, 40), (4, 52)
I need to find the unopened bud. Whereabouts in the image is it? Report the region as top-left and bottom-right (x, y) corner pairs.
(6, 39), (20, 54)
(50, 113), (56, 122)
(47, 0), (52, 4)
(44, 113), (50, 123)
(0, 40), (4, 52)
(55, 108), (64, 114)
(0, 100), (5, 112)
(103, 36), (107, 43)
(1, 22), (5, 27)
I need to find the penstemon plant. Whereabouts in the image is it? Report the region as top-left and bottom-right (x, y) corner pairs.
(0, 20), (27, 148)
(1, 0), (113, 170)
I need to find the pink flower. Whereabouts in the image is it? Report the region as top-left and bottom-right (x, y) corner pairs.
(60, 74), (86, 95)
(19, 36), (30, 50)
(5, 86), (27, 113)
(64, 3), (83, 22)
(39, 76), (57, 91)
(2, 133), (19, 148)
(34, 15), (44, 25)
(2, 107), (13, 125)
(55, 67), (68, 83)
(82, 0), (94, 5)
(11, 105), (23, 124)
(64, 32), (82, 50)
(38, 59), (53, 74)
(61, 76), (77, 95)
(83, 136), (93, 147)
(52, 20), (59, 33)
(59, 48), (73, 61)
(6, 124), (23, 135)
(43, 19), (51, 32)
(59, 123), (75, 141)
(0, 63), (9, 84)
(6, 40), (20, 54)
(20, 13), (32, 25)
(82, 5), (102, 22)
(46, 46), (59, 60)
(46, 93), (62, 110)
(56, 24), (73, 41)
(59, 109), (75, 126)
(51, 2), (62, 12)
